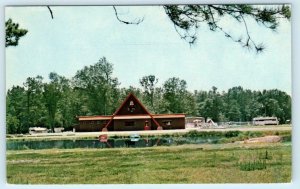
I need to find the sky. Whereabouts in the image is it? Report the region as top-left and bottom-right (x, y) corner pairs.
(5, 5), (291, 94)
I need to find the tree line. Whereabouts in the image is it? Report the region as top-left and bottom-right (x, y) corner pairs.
(6, 57), (291, 134)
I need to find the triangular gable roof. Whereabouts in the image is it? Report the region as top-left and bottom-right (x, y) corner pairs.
(104, 93), (160, 129)
(114, 93), (149, 115)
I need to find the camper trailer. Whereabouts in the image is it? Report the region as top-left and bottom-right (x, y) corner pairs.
(252, 117), (279, 125)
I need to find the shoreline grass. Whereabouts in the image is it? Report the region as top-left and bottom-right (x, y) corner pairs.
(6, 128), (291, 142)
(7, 143), (291, 184)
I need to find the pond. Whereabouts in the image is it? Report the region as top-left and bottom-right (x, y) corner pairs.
(6, 136), (222, 150)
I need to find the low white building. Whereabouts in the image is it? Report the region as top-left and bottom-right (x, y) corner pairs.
(54, 127), (64, 133)
(29, 127), (48, 134)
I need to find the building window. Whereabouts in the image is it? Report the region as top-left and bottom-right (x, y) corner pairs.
(127, 100), (136, 112)
(125, 121), (135, 126)
(162, 120), (172, 126)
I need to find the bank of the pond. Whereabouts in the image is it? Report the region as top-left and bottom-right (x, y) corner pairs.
(6, 125), (291, 141)
(6, 130), (291, 150)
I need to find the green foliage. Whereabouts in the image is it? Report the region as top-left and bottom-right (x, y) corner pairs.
(183, 130), (200, 137)
(244, 131), (264, 138)
(239, 159), (267, 171)
(163, 5), (290, 52)
(224, 131), (241, 138)
(5, 18), (28, 47)
(282, 135), (291, 142)
(6, 77), (47, 133)
(73, 57), (120, 115)
(139, 75), (158, 112)
(6, 114), (20, 134)
(43, 73), (69, 132)
(6, 56), (292, 134)
(196, 86), (291, 124)
(163, 77), (195, 114)
(6, 86), (26, 133)
(183, 130), (240, 138)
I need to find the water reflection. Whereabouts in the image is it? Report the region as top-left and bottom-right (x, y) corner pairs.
(7, 137), (221, 150)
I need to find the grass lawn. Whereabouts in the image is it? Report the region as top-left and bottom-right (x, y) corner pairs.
(6, 143), (291, 184)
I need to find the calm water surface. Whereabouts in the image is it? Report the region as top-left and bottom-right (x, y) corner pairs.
(7, 137), (221, 150)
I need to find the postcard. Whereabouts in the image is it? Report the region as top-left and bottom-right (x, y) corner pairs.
(5, 5), (291, 184)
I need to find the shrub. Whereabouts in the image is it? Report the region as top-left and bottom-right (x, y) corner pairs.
(110, 135), (119, 139)
(247, 131), (263, 138)
(183, 130), (200, 137)
(224, 131), (241, 138)
(161, 134), (171, 138)
(282, 135), (291, 142)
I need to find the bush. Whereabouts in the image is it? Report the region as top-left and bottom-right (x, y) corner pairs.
(110, 135), (119, 139)
(183, 130), (200, 137)
(224, 131), (241, 138)
(248, 131), (263, 138)
(217, 138), (230, 144)
(282, 135), (291, 142)
(161, 134), (171, 138)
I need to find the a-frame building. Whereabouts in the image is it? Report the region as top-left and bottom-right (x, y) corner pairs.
(75, 93), (185, 132)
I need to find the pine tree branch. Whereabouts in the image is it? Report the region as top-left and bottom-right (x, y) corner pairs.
(240, 14), (264, 52)
(113, 6), (144, 25)
(47, 6), (54, 19)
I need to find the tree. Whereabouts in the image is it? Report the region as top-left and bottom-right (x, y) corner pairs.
(5, 18), (28, 47)
(6, 114), (20, 134)
(73, 57), (120, 115)
(247, 99), (263, 120)
(152, 87), (169, 114)
(43, 73), (68, 132)
(139, 75), (158, 111)
(163, 5), (290, 52)
(6, 86), (27, 133)
(259, 89), (291, 123)
(183, 91), (197, 116)
(163, 77), (188, 113)
(198, 98), (214, 121)
(57, 78), (83, 131)
(226, 100), (241, 121)
(23, 76), (45, 130)
(198, 87), (223, 122)
(225, 86), (245, 120)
